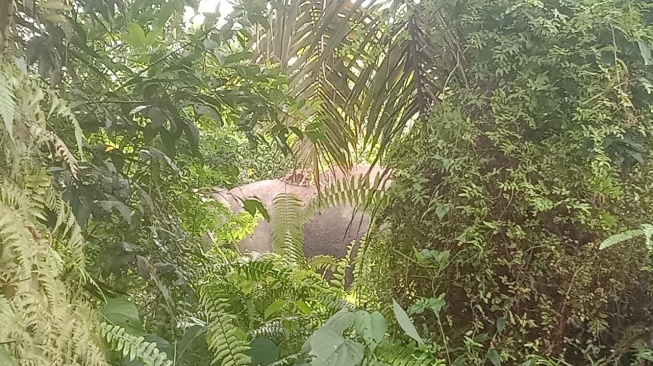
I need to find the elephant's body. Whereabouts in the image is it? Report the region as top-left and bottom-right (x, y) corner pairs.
(211, 165), (390, 266)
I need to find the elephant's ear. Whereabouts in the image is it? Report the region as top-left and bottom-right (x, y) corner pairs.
(271, 193), (310, 264)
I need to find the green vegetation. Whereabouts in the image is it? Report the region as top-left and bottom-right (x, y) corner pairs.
(3, 0), (653, 365)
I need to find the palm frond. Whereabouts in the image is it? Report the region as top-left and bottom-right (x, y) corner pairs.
(243, 0), (440, 170)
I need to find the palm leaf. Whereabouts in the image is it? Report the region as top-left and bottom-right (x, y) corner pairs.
(241, 0), (440, 171)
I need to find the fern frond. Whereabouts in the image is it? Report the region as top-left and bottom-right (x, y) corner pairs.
(310, 171), (390, 215)
(312, 292), (355, 314)
(599, 224), (653, 249)
(307, 254), (338, 272)
(0, 68), (16, 140)
(51, 201), (88, 280)
(328, 238), (364, 290)
(45, 88), (84, 156)
(268, 353), (302, 366)
(201, 285), (251, 366)
(234, 259), (276, 280)
(375, 338), (442, 366)
(101, 323), (172, 366)
(271, 193), (309, 264)
(250, 319), (288, 339)
(0, 58), (105, 365)
(0, 294), (15, 341)
(29, 124), (79, 176)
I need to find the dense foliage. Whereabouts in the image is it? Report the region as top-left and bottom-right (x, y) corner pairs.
(6, 0), (653, 365)
(377, 0), (653, 364)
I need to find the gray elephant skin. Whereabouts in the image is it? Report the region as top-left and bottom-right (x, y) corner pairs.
(210, 165), (391, 277)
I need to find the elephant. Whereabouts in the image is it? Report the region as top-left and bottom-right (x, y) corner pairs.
(208, 165), (392, 282)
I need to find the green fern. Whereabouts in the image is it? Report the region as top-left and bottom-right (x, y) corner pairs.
(374, 338), (444, 366)
(307, 254), (338, 272)
(201, 285), (252, 366)
(45, 87), (84, 156)
(271, 193), (309, 263)
(599, 224), (653, 250)
(0, 68), (15, 140)
(200, 253), (351, 363)
(250, 319), (288, 339)
(101, 323), (172, 366)
(0, 57), (106, 365)
(29, 124), (80, 176)
(310, 170), (390, 215)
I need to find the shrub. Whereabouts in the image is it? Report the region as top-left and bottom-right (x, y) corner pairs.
(375, 0), (653, 363)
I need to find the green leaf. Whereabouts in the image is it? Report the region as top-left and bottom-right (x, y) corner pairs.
(147, 107), (167, 129)
(159, 130), (178, 157)
(224, 51), (253, 65)
(149, 147), (179, 173)
(435, 204), (450, 219)
(392, 299), (423, 344)
(0, 348), (17, 366)
(44, 13), (66, 23)
(247, 338), (279, 366)
(496, 317), (506, 334)
(264, 299), (285, 319)
(129, 105), (148, 115)
(101, 298), (144, 335)
(324, 308), (356, 334)
(295, 300), (311, 314)
(353, 311), (387, 350)
(0, 70), (15, 140)
(98, 201), (132, 224)
(599, 228), (645, 249)
(124, 23), (147, 47)
(136, 255), (151, 279)
(184, 119), (200, 153)
(639, 40), (653, 66)
(306, 327), (364, 366)
(176, 325), (206, 360)
(487, 349), (501, 366)
(243, 198), (270, 221)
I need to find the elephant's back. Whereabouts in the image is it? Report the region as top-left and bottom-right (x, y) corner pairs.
(216, 180), (318, 213)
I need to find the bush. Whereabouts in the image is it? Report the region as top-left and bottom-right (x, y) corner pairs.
(374, 0), (653, 363)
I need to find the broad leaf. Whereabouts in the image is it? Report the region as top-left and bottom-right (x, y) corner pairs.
(0, 348), (17, 366)
(101, 298), (144, 335)
(247, 338), (279, 366)
(392, 298), (423, 344)
(224, 51), (253, 65)
(264, 299), (285, 319)
(496, 317), (506, 334)
(176, 325), (207, 360)
(324, 308), (356, 334)
(124, 23), (147, 47)
(98, 200), (132, 224)
(306, 327), (364, 366)
(487, 349), (501, 366)
(354, 310), (387, 350)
